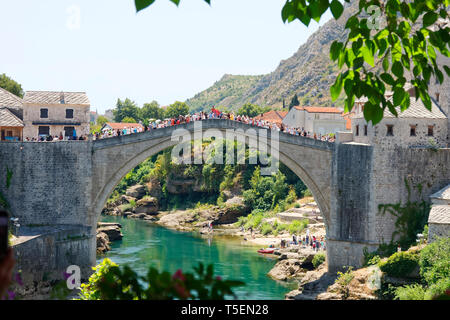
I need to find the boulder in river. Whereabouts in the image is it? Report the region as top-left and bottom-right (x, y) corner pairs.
(96, 232), (111, 254)
(145, 178), (162, 199)
(97, 225), (123, 241)
(135, 197), (159, 215)
(126, 185), (146, 198)
(268, 259), (306, 281)
(121, 195), (137, 204)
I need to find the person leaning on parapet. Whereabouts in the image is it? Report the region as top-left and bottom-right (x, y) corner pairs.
(0, 248), (14, 298)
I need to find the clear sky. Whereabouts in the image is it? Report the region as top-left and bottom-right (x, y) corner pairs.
(0, 0), (332, 114)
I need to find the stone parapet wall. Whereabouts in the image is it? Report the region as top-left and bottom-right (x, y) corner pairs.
(11, 225), (93, 298)
(0, 141), (93, 226)
(371, 147), (450, 243)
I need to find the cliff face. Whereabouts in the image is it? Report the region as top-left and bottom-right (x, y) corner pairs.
(187, 3), (358, 110)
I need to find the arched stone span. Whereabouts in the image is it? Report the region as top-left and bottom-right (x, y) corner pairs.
(90, 119), (334, 232)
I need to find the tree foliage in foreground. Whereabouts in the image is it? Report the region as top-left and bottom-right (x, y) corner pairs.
(134, 0), (449, 125)
(77, 258), (244, 300)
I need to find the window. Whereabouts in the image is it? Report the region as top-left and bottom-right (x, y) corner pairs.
(364, 125), (368, 136)
(66, 109), (74, 119)
(355, 125), (359, 136)
(40, 108), (48, 118)
(410, 125), (416, 136)
(38, 126), (50, 136)
(6, 131), (12, 137)
(64, 126), (75, 138)
(386, 125), (394, 136)
(428, 126), (434, 136)
(436, 93), (440, 102)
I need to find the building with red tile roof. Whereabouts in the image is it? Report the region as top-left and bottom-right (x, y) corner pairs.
(102, 122), (144, 132)
(254, 110), (288, 125)
(283, 105), (347, 135)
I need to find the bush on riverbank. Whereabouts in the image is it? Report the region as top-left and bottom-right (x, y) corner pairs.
(236, 208), (308, 237)
(312, 253), (326, 269)
(378, 251), (419, 278)
(391, 238), (450, 300)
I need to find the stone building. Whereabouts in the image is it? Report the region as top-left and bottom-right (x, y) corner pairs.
(428, 19), (450, 145)
(428, 185), (450, 242)
(101, 122), (144, 133)
(22, 91), (90, 139)
(351, 87), (448, 148)
(282, 106), (347, 134)
(0, 88), (24, 141)
(254, 110), (288, 126)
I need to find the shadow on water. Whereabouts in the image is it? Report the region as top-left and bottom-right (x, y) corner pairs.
(97, 216), (298, 300)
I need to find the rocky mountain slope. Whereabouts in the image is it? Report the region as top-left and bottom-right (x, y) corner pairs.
(186, 3), (358, 111)
(186, 74), (264, 111)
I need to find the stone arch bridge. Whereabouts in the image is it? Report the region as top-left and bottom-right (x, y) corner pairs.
(1, 119), (449, 285)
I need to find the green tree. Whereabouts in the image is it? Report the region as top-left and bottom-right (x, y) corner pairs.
(140, 100), (165, 120)
(134, 0), (450, 125)
(0, 73), (24, 98)
(113, 98), (140, 122)
(237, 103), (264, 117)
(96, 115), (109, 126)
(121, 116), (137, 123)
(165, 101), (189, 118)
(289, 94), (300, 109)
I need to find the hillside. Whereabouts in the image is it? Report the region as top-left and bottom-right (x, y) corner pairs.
(186, 74), (264, 112)
(186, 2), (358, 111)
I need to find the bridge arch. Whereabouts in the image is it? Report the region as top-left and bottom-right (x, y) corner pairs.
(90, 119), (334, 234)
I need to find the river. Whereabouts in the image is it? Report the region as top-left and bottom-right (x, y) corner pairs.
(97, 216), (297, 300)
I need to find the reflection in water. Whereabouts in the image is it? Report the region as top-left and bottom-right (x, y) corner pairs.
(98, 216), (297, 300)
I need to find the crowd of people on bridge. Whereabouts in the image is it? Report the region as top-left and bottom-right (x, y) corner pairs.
(94, 107), (336, 143)
(23, 107), (336, 142)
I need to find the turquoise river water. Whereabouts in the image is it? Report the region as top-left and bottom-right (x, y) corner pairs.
(97, 216), (297, 300)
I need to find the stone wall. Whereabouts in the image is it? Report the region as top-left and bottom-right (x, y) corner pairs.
(327, 142), (374, 272)
(328, 142), (450, 271)
(0, 141), (93, 226)
(429, 52), (450, 145)
(330, 142), (373, 242)
(429, 223), (449, 242)
(371, 147), (450, 243)
(11, 225), (93, 298)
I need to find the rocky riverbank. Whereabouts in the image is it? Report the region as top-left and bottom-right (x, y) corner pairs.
(96, 222), (123, 254)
